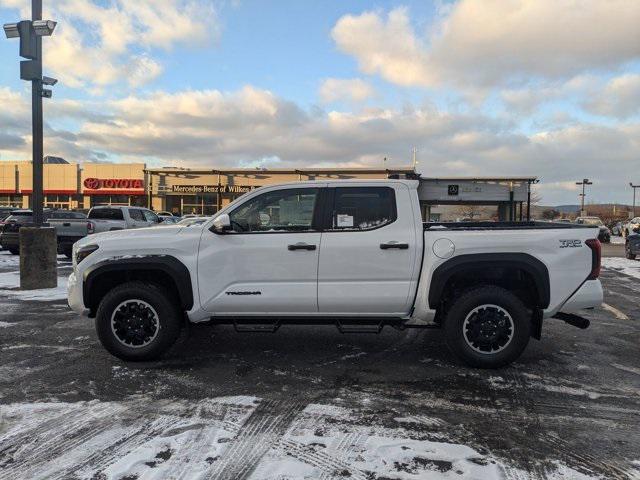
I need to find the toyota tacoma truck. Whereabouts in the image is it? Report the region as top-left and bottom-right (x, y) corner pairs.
(68, 179), (603, 368)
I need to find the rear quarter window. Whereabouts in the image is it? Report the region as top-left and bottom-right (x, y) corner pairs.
(88, 209), (124, 220)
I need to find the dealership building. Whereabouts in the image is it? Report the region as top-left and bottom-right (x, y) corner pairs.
(0, 159), (536, 220)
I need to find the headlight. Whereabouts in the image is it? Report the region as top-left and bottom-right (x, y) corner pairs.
(76, 244), (99, 264)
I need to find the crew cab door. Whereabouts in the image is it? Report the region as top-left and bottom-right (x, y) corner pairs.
(198, 185), (324, 315)
(126, 208), (149, 228)
(317, 184), (420, 315)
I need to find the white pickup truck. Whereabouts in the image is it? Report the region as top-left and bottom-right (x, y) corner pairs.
(68, 179), (603, 368)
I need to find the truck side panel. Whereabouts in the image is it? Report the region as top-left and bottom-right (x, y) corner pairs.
(412, 227), (599, 323)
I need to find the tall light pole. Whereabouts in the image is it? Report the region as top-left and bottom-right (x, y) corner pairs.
(576, 178), (592, 216)
(4, 1), (57, 226)
(631, 182), (640, 218)
(4, 0), (58, 290)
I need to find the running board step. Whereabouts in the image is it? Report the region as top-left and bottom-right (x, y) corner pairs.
(336, 321), (383, 334)
(234, 322), (281, 333)
(553, 312), (590, 329)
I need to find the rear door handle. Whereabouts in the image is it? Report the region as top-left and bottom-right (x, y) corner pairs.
(380, 242), (409, 250)
(288, 243), (316, 251)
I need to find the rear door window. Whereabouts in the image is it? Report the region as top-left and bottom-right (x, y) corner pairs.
(88, 209), (124, 220)
(329, 187), (397, 231)
(142, 210), (159, 223)
(128, 209), (145, 221)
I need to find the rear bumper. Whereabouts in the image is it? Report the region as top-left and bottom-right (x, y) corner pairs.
(558, 280), (603, 314)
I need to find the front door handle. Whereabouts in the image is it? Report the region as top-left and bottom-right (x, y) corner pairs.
(380, 241), (409, 250)
(288, 243), (316, 251)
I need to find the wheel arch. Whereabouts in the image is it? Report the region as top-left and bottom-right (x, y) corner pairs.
(428, 253), (550, 311)
(83, 255), (193, 316)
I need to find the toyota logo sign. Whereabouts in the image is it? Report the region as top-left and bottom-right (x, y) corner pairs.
(83, 178), (144, 190)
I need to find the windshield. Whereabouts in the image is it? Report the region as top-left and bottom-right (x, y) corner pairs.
(580, 218), (603, 226)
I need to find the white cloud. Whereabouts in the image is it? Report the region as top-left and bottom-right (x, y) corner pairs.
(319, 78), (375, 103)
(583, 74), (640, 119)
(1, 0), (218, 90)
(1, 85), (637, 204)
(332, 1), (640, 89)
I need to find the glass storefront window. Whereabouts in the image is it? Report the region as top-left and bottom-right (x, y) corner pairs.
(0, 195), (22, 207)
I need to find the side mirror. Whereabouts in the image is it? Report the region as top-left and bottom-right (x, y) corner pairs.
(211, 213), (231, 234)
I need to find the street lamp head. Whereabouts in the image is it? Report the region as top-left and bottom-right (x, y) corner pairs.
(3, 23), (19, 38)
(32, 20), (56, 36)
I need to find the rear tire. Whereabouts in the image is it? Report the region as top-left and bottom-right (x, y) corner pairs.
(8, 247), (19, 255)
(444, 286), (531, 369)
(95, 281), (182, 361)
(626, 244), (636, 260)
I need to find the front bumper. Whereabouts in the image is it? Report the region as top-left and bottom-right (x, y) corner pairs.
(628, 239), (640, 255)
(67, 271), (87, 315)
(0, 232), (19, 248)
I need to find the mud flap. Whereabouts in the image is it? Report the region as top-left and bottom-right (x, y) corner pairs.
(531, 309), (543, 340)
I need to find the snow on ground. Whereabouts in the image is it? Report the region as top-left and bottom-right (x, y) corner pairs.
(0, 397), (608, 480)
(0, 251), (20, 267)
(0, 271), (68, 300)
(602, 257), (640, 279)
(610, 235), (626, 245)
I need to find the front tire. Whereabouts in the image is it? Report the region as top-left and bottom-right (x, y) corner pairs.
(95, 281), (182, 361)
(444, 286), (531, 368)
(626, 244), (636, 260)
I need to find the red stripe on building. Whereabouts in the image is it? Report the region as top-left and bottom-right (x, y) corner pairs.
(83, 190), (145, 196)
(0, 189), (18, 194)
(20, 190), (78, 195)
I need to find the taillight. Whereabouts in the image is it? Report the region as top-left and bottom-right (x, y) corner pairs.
(585, 238), (601, 280)
(87, 221), (94, 235)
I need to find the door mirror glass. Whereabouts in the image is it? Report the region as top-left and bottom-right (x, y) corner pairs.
(211, 213), (231, 233)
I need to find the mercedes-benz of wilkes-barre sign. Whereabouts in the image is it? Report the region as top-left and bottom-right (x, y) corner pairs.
(170, 185), (255, 194)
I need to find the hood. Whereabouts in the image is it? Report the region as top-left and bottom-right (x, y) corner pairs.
(76, 225), (185, 248)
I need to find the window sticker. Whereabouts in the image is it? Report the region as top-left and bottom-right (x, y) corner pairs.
(336, 214), (354, 228)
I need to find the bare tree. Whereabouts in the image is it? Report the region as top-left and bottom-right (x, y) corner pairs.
(455, 204), (485, 220)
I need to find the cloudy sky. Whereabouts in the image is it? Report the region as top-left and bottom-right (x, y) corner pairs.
(0, 0), (639, 205)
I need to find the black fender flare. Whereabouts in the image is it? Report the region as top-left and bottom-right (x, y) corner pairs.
(428, 253), (550, 309)
(83, 255), (193, 311)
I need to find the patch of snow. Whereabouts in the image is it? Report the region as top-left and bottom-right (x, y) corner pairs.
(0, 397), (625, 480)
(0, 321), (16, 327)
(0, 271), (68, 301)
(602, 257), (640, 279)
(610, 235), (625, 245)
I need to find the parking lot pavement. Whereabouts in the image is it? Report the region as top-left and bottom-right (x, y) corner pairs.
(0, 251), (639, 479)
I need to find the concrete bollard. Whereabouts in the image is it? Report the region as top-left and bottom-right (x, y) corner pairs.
(19, 227), (58, 290)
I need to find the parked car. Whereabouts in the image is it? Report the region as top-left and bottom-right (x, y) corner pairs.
(48, 210), (88, 258)
(156, 211), (176, 217)
(575, 217), (610, 243)
(625, 227), (640, 259)
(0, 209), (87, 256)
(623, 217), (640, 238)
(87, 206), (160, 234)
(158, 215), (180, 225)
(611, 221), (625, 236)
(69, 179), (603, 368)
(0, 207), (17, 222)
